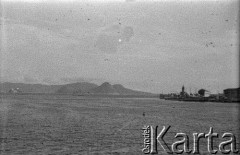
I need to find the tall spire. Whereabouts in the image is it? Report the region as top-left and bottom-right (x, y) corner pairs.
(182, 85), (185, 93)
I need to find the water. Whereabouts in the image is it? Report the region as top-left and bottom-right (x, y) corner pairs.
(0, 94), (239, 154)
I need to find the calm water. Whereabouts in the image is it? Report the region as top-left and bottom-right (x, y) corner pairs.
(0, 94), (239, 154)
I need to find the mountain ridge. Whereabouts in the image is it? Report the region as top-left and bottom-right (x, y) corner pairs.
(0, 82), (157, 96)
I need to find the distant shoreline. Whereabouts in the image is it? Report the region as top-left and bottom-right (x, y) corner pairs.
(1, 92), (158, 98)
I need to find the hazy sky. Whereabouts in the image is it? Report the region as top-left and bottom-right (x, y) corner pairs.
(0, 0), (239, 93)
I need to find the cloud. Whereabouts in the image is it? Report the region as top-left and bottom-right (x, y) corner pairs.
(95, 24), (134, 53)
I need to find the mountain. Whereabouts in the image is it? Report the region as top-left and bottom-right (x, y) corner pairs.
(56, 82), (98, 94)
(89, 82), (155, 96)
(112, 84), (151, 95)
(0, 82), (98, 94)
(0, 82), (61, 93)
(0, 82), (156, 96)
(89, 82), (119, 95)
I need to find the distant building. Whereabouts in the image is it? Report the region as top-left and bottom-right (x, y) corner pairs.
(198, 89), (211, 97)
(180, 85), (189, 97)
(159, 94), (165, 99)
(8, 88), (22, 94)
(204, 91), (211, 97)
(223, 88), (240, 102)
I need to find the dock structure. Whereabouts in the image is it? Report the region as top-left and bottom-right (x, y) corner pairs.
(160, 86), (240, 103)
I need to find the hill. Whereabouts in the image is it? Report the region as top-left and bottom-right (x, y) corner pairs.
(89, 82), (119, 95)
(56, 82), (98, 94)
(0, 82), (156, 96)
(112, 84), (150, 95)
(0, 82), (61, 93)
(88, 82), (155, 96)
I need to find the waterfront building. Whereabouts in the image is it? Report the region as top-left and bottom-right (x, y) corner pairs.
(223, 88), (240, 102)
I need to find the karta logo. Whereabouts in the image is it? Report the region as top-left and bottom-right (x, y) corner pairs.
(142, 126), (239, 154)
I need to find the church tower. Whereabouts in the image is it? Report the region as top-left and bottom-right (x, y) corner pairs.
(182, 85), (185, 94)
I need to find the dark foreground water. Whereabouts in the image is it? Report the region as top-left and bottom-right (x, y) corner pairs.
(0, 94), (239, 155)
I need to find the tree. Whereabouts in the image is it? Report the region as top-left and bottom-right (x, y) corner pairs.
(198, 89), (206, 96)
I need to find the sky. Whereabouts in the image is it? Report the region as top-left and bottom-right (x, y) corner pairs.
(0, 0), (239, 93)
